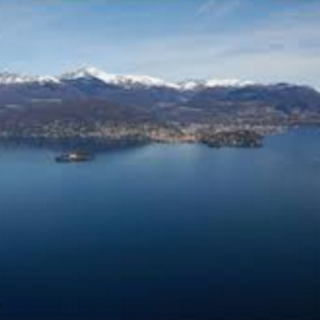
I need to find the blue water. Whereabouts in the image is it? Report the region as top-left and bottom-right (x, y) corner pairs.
(0, 128), (319, 319)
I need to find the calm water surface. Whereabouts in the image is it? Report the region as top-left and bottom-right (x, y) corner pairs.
(0, 128), (319, 319)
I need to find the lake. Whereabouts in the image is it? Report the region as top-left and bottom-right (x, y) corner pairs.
(0, 128), (319, 319)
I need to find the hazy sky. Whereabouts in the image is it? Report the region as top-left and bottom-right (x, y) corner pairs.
(0, 0), (320, 86)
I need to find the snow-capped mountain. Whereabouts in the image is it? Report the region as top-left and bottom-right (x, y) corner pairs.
(179, 79), (254, 91)
(0, 67), (254, 90)
(60, 67), (115, 83)
(0, 72), (60, 85)
(58, 67), (257, 90)
(60, 67), (180, 89)
(0, 72), (36, 85)
(205, 79), (254, 88)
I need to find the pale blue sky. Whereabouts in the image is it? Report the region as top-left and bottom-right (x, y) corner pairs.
(0, 0), (319, 86)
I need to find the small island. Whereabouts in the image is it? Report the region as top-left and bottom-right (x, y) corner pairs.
(200, 130), (263, 148)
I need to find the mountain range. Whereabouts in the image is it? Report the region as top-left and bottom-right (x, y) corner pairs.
(0, 67), (320, 144)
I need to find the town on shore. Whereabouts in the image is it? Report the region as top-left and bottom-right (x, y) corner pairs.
(0, 120), (280, 149)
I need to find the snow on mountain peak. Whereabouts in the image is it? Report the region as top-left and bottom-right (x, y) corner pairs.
(0, 71), (60, 85)
(205, 79), (254, 88)
(179, 80), (207, 91)
(179, 78), (254, 91)
(111, 74), (180, 89)
(60, 67), (180, 89)
(59, 67), (116, 82)
(37, 76), (61, 84)
(0, 72), (34, 85)
(1, 67), (254, 90)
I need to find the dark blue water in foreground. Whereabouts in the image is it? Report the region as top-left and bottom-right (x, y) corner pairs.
(0, 128), (319, 319)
